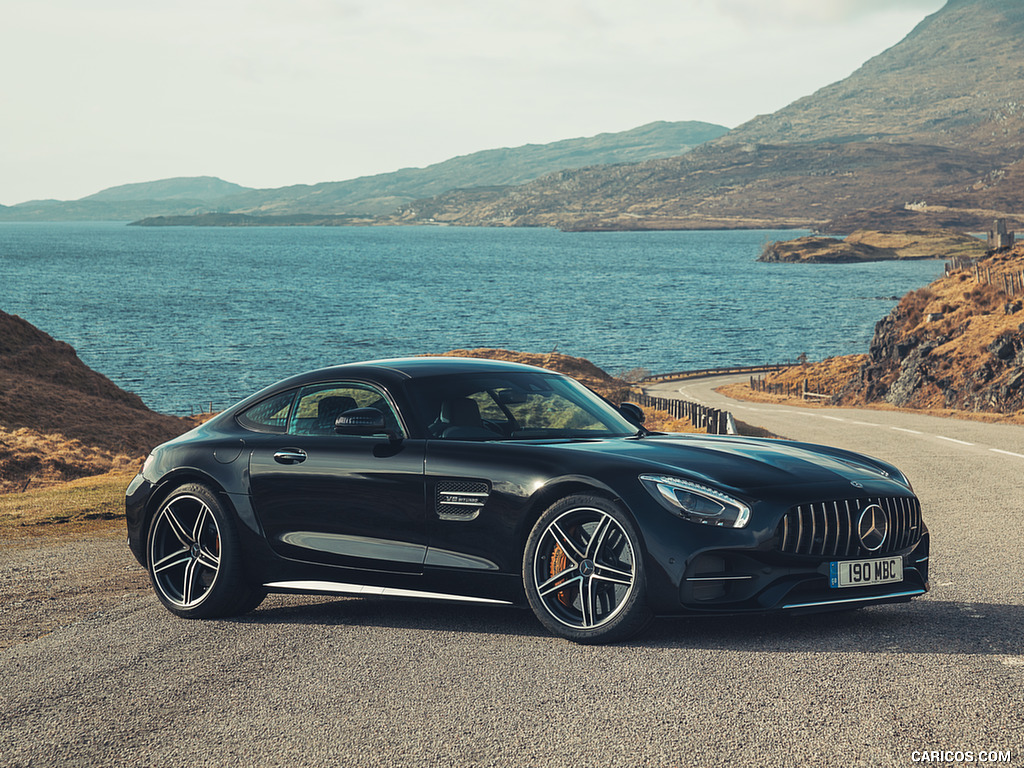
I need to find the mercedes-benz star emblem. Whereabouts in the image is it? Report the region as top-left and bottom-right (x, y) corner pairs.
(857, 504), (888, 552)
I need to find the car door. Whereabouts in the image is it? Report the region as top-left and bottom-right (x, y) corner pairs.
(248, 381), (427, 573)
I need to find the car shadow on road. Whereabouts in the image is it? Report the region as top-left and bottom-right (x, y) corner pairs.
(639, 598), (1024, 655)
(232, 593), (548, 639)
(232, 594), (1022, 654)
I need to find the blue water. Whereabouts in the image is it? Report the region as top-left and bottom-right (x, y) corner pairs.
(0, 222), (944, 415)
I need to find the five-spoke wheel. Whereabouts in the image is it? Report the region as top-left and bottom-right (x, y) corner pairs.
(147, 483), (264, 618)
(524, 495), (651, 643)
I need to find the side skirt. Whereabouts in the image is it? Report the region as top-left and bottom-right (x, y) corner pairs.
(264, 579), (514, 605)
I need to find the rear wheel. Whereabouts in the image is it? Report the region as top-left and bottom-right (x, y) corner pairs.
(147, 483), (265, 618)
(524, 495), (652, 644)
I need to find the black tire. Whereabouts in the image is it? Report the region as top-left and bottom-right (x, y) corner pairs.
(523, 495), (653, 644)
(146, 483), (265, 619)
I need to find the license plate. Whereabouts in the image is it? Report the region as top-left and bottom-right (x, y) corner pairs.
(829, 556), (903, 588)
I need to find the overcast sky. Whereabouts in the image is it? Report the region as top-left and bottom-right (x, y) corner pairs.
(1, 0), (946, 205)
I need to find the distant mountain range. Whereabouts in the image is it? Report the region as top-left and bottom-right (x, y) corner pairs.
(0, 121), (727, 222)
(9, 0), (1022, 233)
(399, 0), (1024, 232)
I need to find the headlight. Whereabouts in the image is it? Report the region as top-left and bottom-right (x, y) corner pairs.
(640, 475), (751, 528)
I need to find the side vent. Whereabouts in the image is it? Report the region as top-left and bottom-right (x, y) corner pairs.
(436, 480), (490, 521)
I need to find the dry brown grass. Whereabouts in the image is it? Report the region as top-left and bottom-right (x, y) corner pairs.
(0, 469), (137, 540)
(0, 426), (140, 494)
(845, 229), (986, 261)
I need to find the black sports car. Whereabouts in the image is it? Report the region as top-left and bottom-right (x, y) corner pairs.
(126, 357), (930, 643)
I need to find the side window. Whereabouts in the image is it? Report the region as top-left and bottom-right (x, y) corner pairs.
(236, 390), (296, 433)
(505, 392), (605, 431)
(289, 382), (404, 437)
(468, 391), (506, 421)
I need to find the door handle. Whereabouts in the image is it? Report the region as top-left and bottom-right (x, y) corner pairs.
(273, 448), (307, 465)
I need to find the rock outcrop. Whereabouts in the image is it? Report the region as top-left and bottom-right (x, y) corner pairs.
(835, 246), (1024, 413)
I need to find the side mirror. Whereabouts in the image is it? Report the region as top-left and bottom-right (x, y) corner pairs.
(335, 408), (401, 440)
(618, 402), (646, 427)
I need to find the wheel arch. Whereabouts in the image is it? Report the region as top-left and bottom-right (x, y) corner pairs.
(517, 477), (636, 561)
(141, 469), (237, 565)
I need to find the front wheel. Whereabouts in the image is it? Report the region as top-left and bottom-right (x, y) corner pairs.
(523, 495), (652, 644)
(147, 483), (265, 619)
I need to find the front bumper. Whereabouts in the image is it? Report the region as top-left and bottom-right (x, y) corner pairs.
(125, 472), (154, 566)
(671, 530), (930, 615)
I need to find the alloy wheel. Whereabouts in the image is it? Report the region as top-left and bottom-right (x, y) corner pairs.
(531, 506), (637, 631)
(149, 494), (222, 608)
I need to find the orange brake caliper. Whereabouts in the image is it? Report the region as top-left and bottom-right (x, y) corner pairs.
(550, 544), (572, 606)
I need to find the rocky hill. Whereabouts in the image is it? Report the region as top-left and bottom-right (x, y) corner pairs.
(838, 244), (1024, 413)
(0, 311), (190, 492)
(0, 121), (726, 222)
(399, 0), (1024, 232)
(748, 242), (1024, 418)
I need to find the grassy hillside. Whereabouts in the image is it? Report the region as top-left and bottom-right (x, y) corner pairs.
(0, 311), (191, 492)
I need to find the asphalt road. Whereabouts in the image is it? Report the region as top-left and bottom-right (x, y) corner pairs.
(2, 381), (1023, 767)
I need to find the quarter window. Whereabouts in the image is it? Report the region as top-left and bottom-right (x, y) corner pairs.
(289, 382), (403, 437)
(236, 390), (296, 433)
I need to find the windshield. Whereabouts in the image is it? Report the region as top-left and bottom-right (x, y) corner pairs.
(406, 372), (637, 440)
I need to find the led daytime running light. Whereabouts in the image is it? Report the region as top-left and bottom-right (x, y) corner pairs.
(640, 474), (751, 528)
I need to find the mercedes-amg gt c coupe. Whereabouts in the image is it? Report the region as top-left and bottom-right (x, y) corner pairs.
(126, 357), (929, 643)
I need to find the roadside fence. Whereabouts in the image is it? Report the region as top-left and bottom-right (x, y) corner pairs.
(946, 258), (1024, 297)
(642, 363), (790, 384)
(749, 375), (833, 402)
(632, 392), (733, 435)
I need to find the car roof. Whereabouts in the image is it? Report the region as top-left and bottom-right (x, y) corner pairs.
(237, 356), (562, 406)
(360, 356), (552, 376)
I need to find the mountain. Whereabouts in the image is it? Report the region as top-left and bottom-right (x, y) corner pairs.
(399, 0), (1024, 232)
(0, 121), (727, 222)
(218, 121), (727, 216)
(82, 176), (252, 202)
(1, 176), (253, 222)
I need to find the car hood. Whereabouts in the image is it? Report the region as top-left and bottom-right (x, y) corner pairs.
(549, 433), (909, 496)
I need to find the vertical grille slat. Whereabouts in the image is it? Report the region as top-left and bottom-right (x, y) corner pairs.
(844, 500), (854, 558)
(897, 497), (908, 550)
(796, 507), (805, 553)
(830, 501), (841, 557)
(777, 495), (922, 557)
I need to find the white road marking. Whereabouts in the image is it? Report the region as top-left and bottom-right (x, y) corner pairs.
(990, 448), (1024, 459)
(935, 436), (974, 446)
(655, 381), (1024, 459)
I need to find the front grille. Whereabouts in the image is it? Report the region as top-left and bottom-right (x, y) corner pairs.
(436, 480), (489, 521)
(777, 496), (922, 558)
